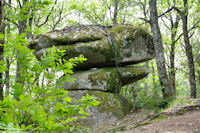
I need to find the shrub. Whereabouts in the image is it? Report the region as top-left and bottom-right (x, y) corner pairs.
(0, 38), (100, 132)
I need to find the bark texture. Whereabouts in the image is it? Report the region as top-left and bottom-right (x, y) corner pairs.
(5, 0), (11, 96)
(0, 0), (5, 100)
(113, 0), (119, 24)
(149, 0), (173, 98)
(174, 0), (196, 98)
(182, 0), (196, 98)
(169, 15), (180, 96)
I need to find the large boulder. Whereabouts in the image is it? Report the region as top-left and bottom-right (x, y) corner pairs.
(29, 25), (155, 70)
(61, 66), (148, 92)
(68, 90), (132, 129)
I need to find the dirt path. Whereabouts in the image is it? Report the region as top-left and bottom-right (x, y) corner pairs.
(99, 99), (200, 133)
(124, 110), (200, 133)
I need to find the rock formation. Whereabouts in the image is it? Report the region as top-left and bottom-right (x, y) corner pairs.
(29, 24), (155, 129)
(29, 25), (154, 69)
(60, 67), (148, 92)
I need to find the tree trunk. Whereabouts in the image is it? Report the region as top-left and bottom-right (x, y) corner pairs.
(16, 0), (28, 84)
(151, 61), (158, 97)
(16, 23), (27, 85)
(170, 37), (176, 96)
(5, 0), (11, 96)
(113, 0), (119, 24)
(169, 15), (180, 96)
(181, 0), (196, 98)
(149, 0), (173, 99)
(0, 0), (5, 100)
(197, 59), (200, 89)
(27, 11), (33, 38)
(143, 62), (149, 96)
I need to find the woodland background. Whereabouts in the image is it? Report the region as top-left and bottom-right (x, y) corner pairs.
(0, 0), (200, 132)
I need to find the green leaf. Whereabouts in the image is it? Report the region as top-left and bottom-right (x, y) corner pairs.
(0, 33), (4, 40)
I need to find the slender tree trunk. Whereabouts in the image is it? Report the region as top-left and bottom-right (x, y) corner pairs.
(143, 62), (149, 96)
(169, 15), (180, 96)
(181, 0), (196, 98)
(182, 21), (196, 98)
(170, 38), (176, 95)
(197, 59), (200, 89)
(16, 22), (27, 85)
(27, 11), (33, 38)
(151, 61), (158, 97)
(5, 0), (11, 96)
(16, 0), (28, 84)
(5, 59), (10, 96)
(0, 0), (5, 100)
(149, 0), (173, 99)
(113, 0), (119, 24)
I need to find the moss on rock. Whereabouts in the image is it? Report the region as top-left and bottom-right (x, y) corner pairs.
(68, 90), (132, 129)
(60, 66), (148, 92)
(29, 25), (155, 69)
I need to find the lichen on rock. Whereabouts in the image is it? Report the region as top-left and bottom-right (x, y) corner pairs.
(29, 24), (155, 70)
(68, 90), (132, 129)
(60, 66), (148, 92)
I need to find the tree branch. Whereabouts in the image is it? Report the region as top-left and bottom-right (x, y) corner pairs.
(5, 17), (18, 27)
(36, 0), (57, 28)
(174, 20), (200, 44)
(174, 6), (182, 15)
(139, 17), (150, 23)
(161, 17), (170, 30)
(140, 4), (174, 24)
(16, 0), (22, 8)
(158, 7), (174, 18)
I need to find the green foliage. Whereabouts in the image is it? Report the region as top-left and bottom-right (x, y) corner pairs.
(0, 61), (7, 74)
(120, 61), (169, 112)
(121, 83), (164, 112)
(168, 97), (192, 107)
(0, 36), (100, 132)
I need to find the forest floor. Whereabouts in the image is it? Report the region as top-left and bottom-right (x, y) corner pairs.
(124, 110), (200, 133)
(99, 98), (200, 133)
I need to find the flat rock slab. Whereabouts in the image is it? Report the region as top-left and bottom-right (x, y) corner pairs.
(29, 25), (155, 70)
(60, 66), (148, 92)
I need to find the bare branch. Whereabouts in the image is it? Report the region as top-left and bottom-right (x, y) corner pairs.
(5, 17), (18, 27)
(174, 6), (183, 15)
(5, 1), (12, 8)
(139, 17), (150, 24)
(189, 30), (195, 38)
(161, 17), (170, 30)
(158, 7), (174, 18)
(174, 20), (200, 43)
(36, 0), (58, 28)
(16, 0), (22, 8)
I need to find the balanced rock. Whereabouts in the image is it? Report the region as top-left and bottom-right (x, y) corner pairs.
(61, 66), (148, 92)
(29, 24), (155, 130)
(29, 25), (155, 69)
